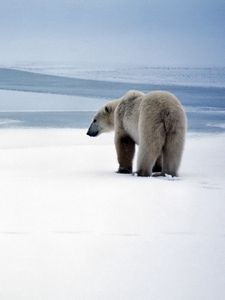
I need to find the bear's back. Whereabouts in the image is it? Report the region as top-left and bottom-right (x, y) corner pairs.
(140, 91), (186, 133)
(143, 91), (182, 109)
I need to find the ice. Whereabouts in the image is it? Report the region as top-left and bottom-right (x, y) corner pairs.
(0, 89), (106, 112)
(0, 70), (225, 133)
(10, 64), (225, 88)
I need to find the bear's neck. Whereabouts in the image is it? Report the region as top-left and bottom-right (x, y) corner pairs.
(111, 99), (121, 112)
(109, 99), (121, 128)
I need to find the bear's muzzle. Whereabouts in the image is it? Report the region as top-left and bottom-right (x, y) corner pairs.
(86, 122), (99, 137)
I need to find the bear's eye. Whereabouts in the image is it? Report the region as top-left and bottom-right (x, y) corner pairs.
(93, 119), (97, 123)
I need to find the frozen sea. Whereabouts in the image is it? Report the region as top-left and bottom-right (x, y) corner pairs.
(0, 65), (225, 132)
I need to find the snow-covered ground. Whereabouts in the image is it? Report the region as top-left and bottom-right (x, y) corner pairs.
(0, 129), (224, 300)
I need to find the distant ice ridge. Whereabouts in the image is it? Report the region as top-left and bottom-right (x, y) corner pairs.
(0, 118), (22, 126)
(185, 106), (225, 114)
(207, 123), (225, 129)
(6, 63), (225, 88)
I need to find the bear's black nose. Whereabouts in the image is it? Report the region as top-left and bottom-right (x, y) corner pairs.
(86, 128), (98, 137)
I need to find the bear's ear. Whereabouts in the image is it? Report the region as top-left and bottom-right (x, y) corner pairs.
(105, 106), (112, 113)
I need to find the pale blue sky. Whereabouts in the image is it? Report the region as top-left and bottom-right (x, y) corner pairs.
(0, 0), (224, 66)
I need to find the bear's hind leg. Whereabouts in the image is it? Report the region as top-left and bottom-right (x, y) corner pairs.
(152, 154), (163, 173)
(115, 135), (135, 174)
(162, 133), (185, 177)
(137, 142), (163, 177)
(152, 154), (165, 177)
(136, 119), (165, 177)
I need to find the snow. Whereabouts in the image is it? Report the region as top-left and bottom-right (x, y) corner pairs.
(0, 129), (224, 300)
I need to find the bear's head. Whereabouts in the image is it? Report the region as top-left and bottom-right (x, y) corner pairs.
(86, 103), (115, 137)
(87, 90), (144, 137)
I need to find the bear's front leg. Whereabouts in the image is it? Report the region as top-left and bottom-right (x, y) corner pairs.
(115, 134), (135, 174)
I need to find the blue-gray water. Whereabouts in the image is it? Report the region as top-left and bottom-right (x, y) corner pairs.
(0, 67), (224, 133)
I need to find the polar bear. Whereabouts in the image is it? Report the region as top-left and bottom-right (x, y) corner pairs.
(87, 90), (187, 177)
